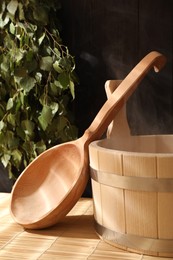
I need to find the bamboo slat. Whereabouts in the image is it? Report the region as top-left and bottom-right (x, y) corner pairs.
(0, 193), (172, 259)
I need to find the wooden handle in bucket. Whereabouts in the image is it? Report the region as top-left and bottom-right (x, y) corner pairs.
(105, 79), (131, 139)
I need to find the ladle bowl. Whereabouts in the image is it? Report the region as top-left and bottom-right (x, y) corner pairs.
(10, 51), (166, 229)
(11, 139), (89, 229)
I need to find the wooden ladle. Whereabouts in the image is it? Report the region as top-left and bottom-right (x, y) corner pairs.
(10, 51), (166, 229)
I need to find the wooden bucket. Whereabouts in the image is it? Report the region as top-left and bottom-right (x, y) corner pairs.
(89, 80), (173, 257)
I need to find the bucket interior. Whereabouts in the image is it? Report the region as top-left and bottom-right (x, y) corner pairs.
(97, 135), (173, 154)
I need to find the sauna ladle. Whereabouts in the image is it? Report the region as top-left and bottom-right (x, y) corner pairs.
(10, 51), (166, 229)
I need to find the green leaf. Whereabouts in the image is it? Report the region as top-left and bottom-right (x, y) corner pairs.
(40, 56), (53, 71)
(15, 95), (22, 112)
(22, 141), (37, 160)
(69, 80), (75, 99)
(58, 73), (70, 89)
(1, 58), (10, 73)
(36, 140), (46, 154)
(38, 105), (53, 131)
(18, 3), (25, 20)
(15, 25), (24, 40)
(16, 126), (25, 140)
(14, 49), (25, 63)
(7, 0), (18, 16)
(21, 120), (35, 136)
(19, 76), (36, 93)
(60, 56), (75, 72)
(54, 48), (61, 58)
(0, 16), (9, 29)
(0, 121), (5, 131)
(35, 72), (42, 83)
(6, 131), (19, 149)
(53, 60), (64, 73)
(0, 2), (6, 13)
(11, 149), (22, 168)
(7, 113), (16, 127)
(50, 82), (58, 95)
(26, 50), (34, 62)
(1, 154), (11, 168)
(57, 116), (67, 132)
(9, 22), (15, 34)
(50, 102), (59, 116)
(38, 32), (45, 45)
(6, 98), (14, 111)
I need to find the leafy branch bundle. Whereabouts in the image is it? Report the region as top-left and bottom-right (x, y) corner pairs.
(0, 0), (78, 179)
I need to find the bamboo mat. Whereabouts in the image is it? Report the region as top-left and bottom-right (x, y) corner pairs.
(0, 193), (172, 260)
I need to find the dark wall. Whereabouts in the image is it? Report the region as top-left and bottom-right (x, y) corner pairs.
(0, 164), (13, 192)
(61, 0), (172, 136)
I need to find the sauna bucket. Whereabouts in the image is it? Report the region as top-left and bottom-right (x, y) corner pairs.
(89, 80), (173, 257)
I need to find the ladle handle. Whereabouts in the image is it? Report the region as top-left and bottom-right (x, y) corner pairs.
(83, 51), (166, 144)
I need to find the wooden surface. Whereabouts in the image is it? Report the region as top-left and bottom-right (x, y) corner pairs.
(0, 193), (172, 259)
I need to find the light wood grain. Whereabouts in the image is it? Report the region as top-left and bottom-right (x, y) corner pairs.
(1, 193), (172, 260)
